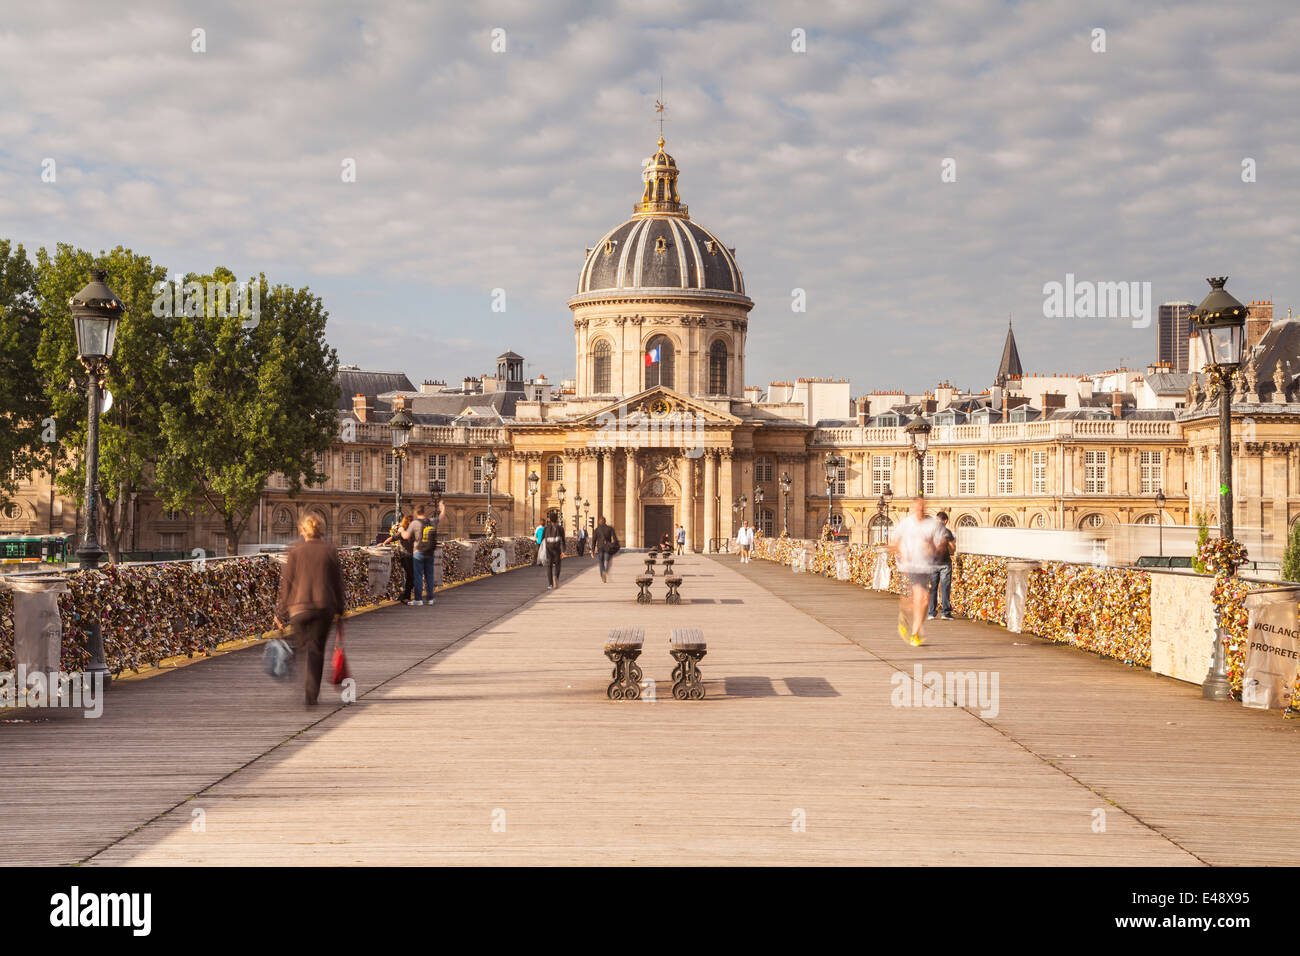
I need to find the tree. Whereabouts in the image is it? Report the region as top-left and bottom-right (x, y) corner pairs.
(153, 271), (339, 555)
(1283, 521), (1300, 584)
(0, 240), (46, 508)
(33, 244), (171, 562)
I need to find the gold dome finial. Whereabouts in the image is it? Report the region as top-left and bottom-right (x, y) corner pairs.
(634, 133), (687, 218)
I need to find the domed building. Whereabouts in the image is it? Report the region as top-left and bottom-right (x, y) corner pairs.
(569, 136), (751, 400)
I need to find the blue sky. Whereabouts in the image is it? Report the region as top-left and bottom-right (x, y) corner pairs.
(1, 0), (1296, 394)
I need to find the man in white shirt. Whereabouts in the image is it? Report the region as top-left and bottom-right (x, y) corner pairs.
(888, 497), (941, 645)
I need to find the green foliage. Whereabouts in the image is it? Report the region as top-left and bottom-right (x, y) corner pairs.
(1193, 510), (1210, 573)
(0, 240), (46, 505)
(1283, 522), (1300, 584)
(153, 270), (339, 553)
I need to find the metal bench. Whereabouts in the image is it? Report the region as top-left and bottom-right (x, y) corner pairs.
(662, 556), (675, 575)
(604, 626), (645, 700)
(669, 628), (707, 700)
(643, 553), (658, 576)
(664, 575), (683, 605)
(635, 575), (654, 603)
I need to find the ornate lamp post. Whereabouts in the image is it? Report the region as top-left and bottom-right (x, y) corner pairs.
(573, 495), (582, 540)
(70, 269), (126, 688)
(583, 498), (591, 535)
(430, 481), (443, 532)
(1191, 276), (1248, 702)
(905, 415), (932, 498)
(556, 482), (566, 528)
(824, 451), (837, 537)
(737, 494), (748, 525)
(754, 486), (765, 535)
(1155, 489), (1167, 557)
(527, 469), (539, 529)
(779, 471), (792, 535)
(389, 407), (414, 524)
(483, 449), (498, 536)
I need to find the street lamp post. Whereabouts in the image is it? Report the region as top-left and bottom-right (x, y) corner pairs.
(389, 407), (413, 524)
(483, 449), (498, 537)
(905, 415), (932, 498)
(582, 498), (590, 537)
(779, 471), (791, 535)
(1155, 489), (1167, 557)
(754, 486), (764, 536)
(70, 269), (126, 689)
(824, 452), (837, 538)
(557, 482), (566, 532)
(528, 469), (539, 530)
(876, 484), (893, 545)
(737, 494), (748, 526)
(430, 481), (443, 532)
(1191, 276), (1248, 702)
(573, 496), (582, 541)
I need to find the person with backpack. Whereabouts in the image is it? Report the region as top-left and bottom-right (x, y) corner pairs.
(542, 517), (565, 589)
(405, 503), (441, 606)
(593, 516), (618, 583)
(382, 515), (414, 604)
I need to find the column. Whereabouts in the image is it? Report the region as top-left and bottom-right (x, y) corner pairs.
(680, 452), (695, 552)
(720, 450), (735, 543)
(624, 448), (639, 548)
(601, 450), (615, 525)
(580, 451), (597, 533)
(704, 451), (717, 551)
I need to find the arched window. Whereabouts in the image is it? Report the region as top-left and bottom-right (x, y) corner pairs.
(592, 339), (612, 393)
(546, 455), (564, 482)
(1135, 513), (1159, 525)
(709, 339), (728, 394)
(869, 514), (893, 544)
(956, 515), (978, 528)
(645, 334), (674, 389)
(1080, 513), (1105, 529)
(995, 515), (1016, 528)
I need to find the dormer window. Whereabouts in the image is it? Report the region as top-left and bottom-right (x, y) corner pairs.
(604, 239), (617, 255)
(705, 240), (716, 254)
(655, 236), (667, 252)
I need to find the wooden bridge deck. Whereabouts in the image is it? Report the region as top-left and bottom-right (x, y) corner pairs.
(4, 550), (1298, 866)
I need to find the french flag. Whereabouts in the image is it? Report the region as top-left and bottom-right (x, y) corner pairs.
(644, 346), (661, 366)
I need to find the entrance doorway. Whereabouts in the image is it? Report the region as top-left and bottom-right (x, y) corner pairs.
(642, 505), (674, 549)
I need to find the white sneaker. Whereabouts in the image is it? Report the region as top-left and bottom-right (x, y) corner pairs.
(411, 600), (423, 606)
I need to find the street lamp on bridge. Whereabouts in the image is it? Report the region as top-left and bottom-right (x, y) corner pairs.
(905, 415), (932, 498)
(1191, 275), (1248, 702)
(70, 268), (126, 690)
(527, 469), (539, 529)
(876, 485), (893, 544)
(388, 406), (413, 524)
(483, 449), (498, 536)
(779, 471), (792, 535)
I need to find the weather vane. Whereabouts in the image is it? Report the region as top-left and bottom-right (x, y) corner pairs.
(654, 75), (666, 138)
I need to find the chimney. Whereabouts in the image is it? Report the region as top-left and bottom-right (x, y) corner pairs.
(1247, 299), (1273, 351)
(1042, 392), (1066, 412)
(990, 384), (1003, 411)
(1111, 390), (1124, 419)
(352, 393), (370, 423)
(856, 397), (868, 426)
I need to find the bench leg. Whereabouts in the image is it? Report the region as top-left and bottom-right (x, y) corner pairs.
(670, 649), (706, 700)
(605, 649), (643, 700)
(665, 584), (681, 605)
(636, 583), (652, 604)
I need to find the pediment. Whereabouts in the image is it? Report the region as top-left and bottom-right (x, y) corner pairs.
(572, 386), (742, 427)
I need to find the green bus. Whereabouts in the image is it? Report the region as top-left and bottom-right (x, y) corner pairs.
(0, 534), (74, 566)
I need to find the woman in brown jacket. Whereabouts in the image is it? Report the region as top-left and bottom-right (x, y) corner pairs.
(274, 514), (345, 705)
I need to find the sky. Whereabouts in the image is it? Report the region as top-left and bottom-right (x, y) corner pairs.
(1, 0), (1297, 396)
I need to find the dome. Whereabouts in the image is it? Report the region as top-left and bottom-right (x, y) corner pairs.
(574, 137), (746, 298)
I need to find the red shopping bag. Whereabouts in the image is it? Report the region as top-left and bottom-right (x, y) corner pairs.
(331, 621), (351, 685)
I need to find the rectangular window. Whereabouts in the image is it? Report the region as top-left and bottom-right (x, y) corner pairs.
(473, 455), (487, 494)
(427, 454), (447, 492)
(871, 455), (891, 495)
(1032, 450), (1047, 494)
(998, 452), (1014, 495)
(1085, 450), (1108, 494)
(343, 451), (362, 491)
(958, 454), (976, 495)
(922, 453), (935, 496)
(1140, 450), (1163, 494)
(755, 456), (773, 484)
(384, 452), (398, 493)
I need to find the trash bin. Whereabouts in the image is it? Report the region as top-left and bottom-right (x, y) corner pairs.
(3, 575), (70, 711)
(1005, 560), (1039, 633)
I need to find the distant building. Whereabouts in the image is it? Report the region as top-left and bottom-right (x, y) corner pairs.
(1157, 302), (1193, 372)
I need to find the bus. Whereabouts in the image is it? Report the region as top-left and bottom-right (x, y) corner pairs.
(0, 534), (74, 566)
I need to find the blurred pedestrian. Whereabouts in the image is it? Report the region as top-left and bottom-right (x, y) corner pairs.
(273, 514), (345, 706)
(889, 497), (940, 646)
(593, 516), (618, 583)
(928, 511), (957, 621)
(543, 516), (565, 588)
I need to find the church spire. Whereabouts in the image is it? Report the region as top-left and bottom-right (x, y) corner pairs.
(995, 319), (1024, 387)
(633, 135), (689, 218)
